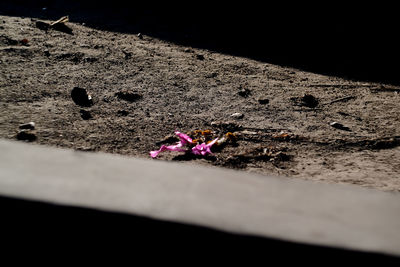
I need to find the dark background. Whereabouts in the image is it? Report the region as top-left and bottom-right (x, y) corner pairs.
(1, 196), (399, 264)
(1, 1), (399, 85)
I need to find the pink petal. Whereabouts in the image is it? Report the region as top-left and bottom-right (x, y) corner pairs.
(150, 145), (167, 158)
(191, 138), (218, 156)
(207, 138), (219, 146)
(150, 143), (187, 158)
(175, 131), (193, 145)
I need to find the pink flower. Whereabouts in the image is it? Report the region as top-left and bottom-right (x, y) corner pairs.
(174, 131), (193, 145)
(150, 131), (218, 158)
(149, 143), (187, 158)
(191, 138), (218, 156)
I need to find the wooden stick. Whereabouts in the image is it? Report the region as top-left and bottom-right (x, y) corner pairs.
(50, 16), (69, 26)
(323, 96), (356, 105)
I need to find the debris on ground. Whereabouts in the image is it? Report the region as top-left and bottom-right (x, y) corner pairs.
(150, 131), (218, 158)
(273, 131), (291, 140)
(35, 15), (73, 34)
(210, 121), (243, 132)
(237, 130), (258, 136)
(115, 90), (142, 102)
(150, 130), (236, 158)
(137, 33), (143, 39)
(224, 145), (291, 168)
(330, 121), (351, 131)
(271, 131), (300, 141)
(323, 95), (356, 106)
(71, 87), (93, 107)
(19, 122), (35, 130)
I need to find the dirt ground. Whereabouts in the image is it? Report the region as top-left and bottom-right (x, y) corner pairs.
(1, 9), (400, 192)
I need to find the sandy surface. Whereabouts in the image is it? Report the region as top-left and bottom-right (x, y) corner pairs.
(1, 6), (400, 192)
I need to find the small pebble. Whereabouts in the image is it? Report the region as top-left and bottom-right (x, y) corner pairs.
(330, 121), (351, 131)
(238, 88), (251, 98)
(211, 121), (242, 132)
(117, 110), (129, 116)
(230, 112), (244, 119)
(257, 98), (269, 104)
(301, 94), (319, 108)
(19, 122), (35, 130)
(71, 87), (93, 107)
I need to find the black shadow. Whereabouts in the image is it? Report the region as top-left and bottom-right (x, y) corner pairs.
(1, 195), (399, 264)
(1, 1), (399, 85)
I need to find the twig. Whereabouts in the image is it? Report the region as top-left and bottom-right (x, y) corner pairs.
(50, 16), (69, 26)
(322, 96), (356, 106)
(370, 87), (400, 93)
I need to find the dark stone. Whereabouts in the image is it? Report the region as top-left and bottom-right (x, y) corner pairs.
(301, 94), (319, 108)
(115, 90), (142, 102)
(257, 98), (269, 104)
(196, 54), (205, 60)
(137, 33), (143, 39)
(71, 87), (93, 107)
(80, 109), (92, 120)
(19, 122), (35, 130)
(238, 88), (251, 98)
(16, 130), (37, 141)
(84, 57), (98, 63)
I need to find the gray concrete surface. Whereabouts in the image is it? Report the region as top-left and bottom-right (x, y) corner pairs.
(0, 139), (400, 256)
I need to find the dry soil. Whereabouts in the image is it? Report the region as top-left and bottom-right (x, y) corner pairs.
(1, 12), (400, 192)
